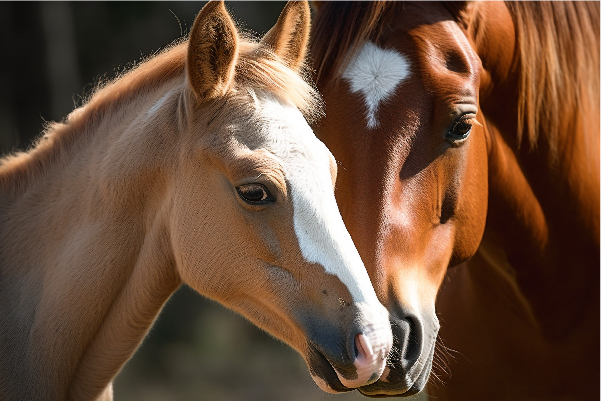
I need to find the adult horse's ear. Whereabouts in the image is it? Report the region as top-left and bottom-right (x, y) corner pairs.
(310, 1), (325, 12)
(261, 1), (311, 72)
(187, 0), (238, 100)
(442, 2), (473, 26)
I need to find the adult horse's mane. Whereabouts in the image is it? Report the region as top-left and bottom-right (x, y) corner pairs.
(311, 1), (600, 154)
(505, 2), (599, 153)
(0, 36), (322, 196)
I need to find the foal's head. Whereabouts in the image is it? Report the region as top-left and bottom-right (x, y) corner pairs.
(169, 1), (392, 392)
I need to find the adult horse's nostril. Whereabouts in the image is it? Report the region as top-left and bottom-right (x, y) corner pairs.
(404, 316), (421, 366)
(389, 314), (423, 372)
(356, 313), (437, 396)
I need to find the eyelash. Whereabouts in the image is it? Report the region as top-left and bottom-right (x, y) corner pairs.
(445, 115), (479, 143)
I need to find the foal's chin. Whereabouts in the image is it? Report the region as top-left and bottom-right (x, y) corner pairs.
(305, 342), (434, 397)
(305, 345), (354, 394)
(305, 345), (385, 395)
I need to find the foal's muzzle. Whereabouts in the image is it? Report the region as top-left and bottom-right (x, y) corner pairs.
(306, 303), (393, 393)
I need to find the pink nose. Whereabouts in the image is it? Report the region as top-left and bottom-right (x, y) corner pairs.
(356, 333), (374, 366)
(335, 333), (387, 388)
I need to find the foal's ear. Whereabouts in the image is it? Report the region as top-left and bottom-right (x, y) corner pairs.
(260, 1), (311, 72)
(187, 0), (238, 100)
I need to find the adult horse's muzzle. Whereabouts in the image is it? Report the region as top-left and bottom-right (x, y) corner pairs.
(357, 309), (439, 397)
(304, 302), (393, 393)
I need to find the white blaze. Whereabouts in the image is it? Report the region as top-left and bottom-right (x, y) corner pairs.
(257, 95), (381, 307)
(342, 41), (410, 129)
(256, 93), (392, 389)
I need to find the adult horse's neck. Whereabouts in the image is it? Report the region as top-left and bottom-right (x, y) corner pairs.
(481, 117), (599, 337)
(473, 1), (599, 338)
(0, 47), (186, 401)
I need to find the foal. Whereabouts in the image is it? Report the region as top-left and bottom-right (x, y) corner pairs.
(0, 2), (392, 400)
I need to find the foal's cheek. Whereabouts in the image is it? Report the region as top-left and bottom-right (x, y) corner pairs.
(168, 173), (240, 290)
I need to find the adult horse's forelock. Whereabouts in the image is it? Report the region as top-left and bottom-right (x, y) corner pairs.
(310, 1), (396, 85)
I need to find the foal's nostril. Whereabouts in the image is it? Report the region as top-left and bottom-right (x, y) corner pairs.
(333, 332), (385, 388)
(307, 304), (392, 390)
(354, 333), (374, 363)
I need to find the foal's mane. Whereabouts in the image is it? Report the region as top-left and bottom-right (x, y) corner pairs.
(0, 35), (321, 195)
(311, 1), (600, 153)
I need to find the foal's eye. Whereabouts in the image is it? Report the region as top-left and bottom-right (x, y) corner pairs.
(236, 183), (275, 204)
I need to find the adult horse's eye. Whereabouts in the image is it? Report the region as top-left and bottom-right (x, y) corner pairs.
(445, 118), (473, 143)
(236, 183), (275, 204)
(452, 120), (472, 137)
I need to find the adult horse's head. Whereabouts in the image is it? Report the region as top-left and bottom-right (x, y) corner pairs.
(310, 2), (494, 395)
(173, 1), (392, 392)
(313, 1), (599, 396)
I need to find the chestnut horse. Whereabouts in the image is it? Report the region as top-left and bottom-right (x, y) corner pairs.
(0, 2), (394, 400)
(311, 1), (599, 399)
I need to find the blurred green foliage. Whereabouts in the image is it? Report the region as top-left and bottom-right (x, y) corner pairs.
(0, 2), (427, 400)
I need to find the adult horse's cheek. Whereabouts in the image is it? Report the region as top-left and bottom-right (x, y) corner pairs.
(448, 123), (489, 267)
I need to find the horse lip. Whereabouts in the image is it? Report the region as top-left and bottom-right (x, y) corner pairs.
(306, 342), (353, 394)
(304, 303), (393, 392)
(356, 369), (422, 397)
(356, 339), (435, 396)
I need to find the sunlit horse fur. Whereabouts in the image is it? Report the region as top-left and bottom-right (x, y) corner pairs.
(0, 2), (394, 400)
(311, 1), (599, 399)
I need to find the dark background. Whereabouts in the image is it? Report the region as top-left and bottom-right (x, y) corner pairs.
(0, 2), (426, 400)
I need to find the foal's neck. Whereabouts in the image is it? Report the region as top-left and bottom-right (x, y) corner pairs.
(0, 79), (183, 401)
